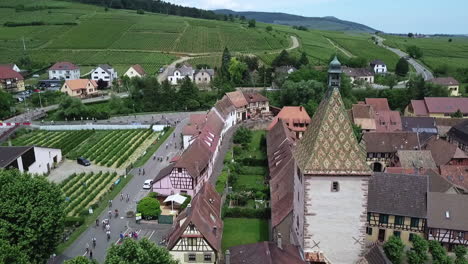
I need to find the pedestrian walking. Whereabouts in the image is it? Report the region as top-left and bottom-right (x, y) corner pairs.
(89, 250), (93, 259)
(126, 193), (130, 202)
(92, 237), (96, 248)
(108, 200), (112, 207)
(143, 169), (145, 175)
(120, 193), (124, 201)
(86, 243), (89, 254)
(106, 224), (110, 231)
(138, 168), (141, 175)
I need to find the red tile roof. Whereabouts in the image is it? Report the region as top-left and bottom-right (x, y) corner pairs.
(63, 79), (97, 91)
(375, 111), (402, 132)
(268, 106), (311, 132)
(424, 137), (468, 166)
(424, 97), (468, 114)
(166, 183), (223, 253)
(243, 92), (269, 103)
(410, 100), (429, 116)
(226, 91), (248, 108)
(439, 165), (468, 192)
(0, 66), (23, 80)
(182, 113), (206, 136)
(363, 132), (421, 153)
(429, 77), (459, 86)
(174, 139), (211, 179)
(365, 98), (390, 112)
(49, 61), (79, 71)
(131, 64), (146, 76)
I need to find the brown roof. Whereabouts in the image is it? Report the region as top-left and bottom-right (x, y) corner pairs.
(424, 137), (468, 166)
(267, 120), (296, 228)
(294, 87), (372, 176)
(268, 106), (311, 132)
(49, 61), (79, 71)
(429, 77), (459, 86)
(365, 98), (390, 112)
(153, 163), (175, 183)
(166, 183), (223, 252)
(424, 97), (468, 114)
(352, 104), (377, 130)
(243, 92), (269, 103)
(447, 119), (468, 146)
(229, 242), (304, 264)
(63, 79), (97, 90)
(439, 165), (468, 191)
(360, 245), (392, 264)
(214, 95), (235, 118)
(363, 132), (420, 153)
(131, 64), (146, 76)
(435, 118), (466, 127)
(368, 173), (428, 218)
(182, 113), (206, 136)
(342, 67), (374, 77)
(226, 91), (248, 108)
(198, 111), (224, 153)
(427, 192), (468, 230)
(174, 139), (211, 178)
(0, 66), (23, 80)
(396, 150), (437, 169)
(375, 111), (402, 132)
(409, 100), (428, 116)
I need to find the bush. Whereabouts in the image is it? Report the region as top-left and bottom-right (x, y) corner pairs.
(137, 9), (144, 14)
(180, 194), (192, 209)
(126, 211), (135, 218)
(64, 216), (85, 227)
(147, 192), (158, 199)
(137, 197), (161, 220)
(383, 236), (405, 264)
(239, 158), (267, 167)
(223, 207), (270, 219)
(233, 127), (252, 145)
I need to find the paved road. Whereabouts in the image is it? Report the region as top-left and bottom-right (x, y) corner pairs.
(52, 116), (189, 263)
(374, 35), (434, 80)
(5, 93), (129, 123)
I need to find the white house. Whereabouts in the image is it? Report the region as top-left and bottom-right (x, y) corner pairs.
(91, 64), (117, 87)
(167, 65), (194, 85)
(0, 146), (62, 175)
(48, 62), (80, 80)
(370, 60), (387, 74)
(124, 64), (146, 78)
(194, 68), (214, 86)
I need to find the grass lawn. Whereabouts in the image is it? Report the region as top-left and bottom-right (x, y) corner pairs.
(236, 130), (266, 160)
(235, 174), (265, 191)
(221, 218), (269, 251)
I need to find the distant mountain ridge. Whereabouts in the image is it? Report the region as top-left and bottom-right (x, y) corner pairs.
(214, 9), (377, 33)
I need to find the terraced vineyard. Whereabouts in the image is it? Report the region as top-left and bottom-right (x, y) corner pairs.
(11, 129), (156, 168)
(60, 171), (120, 216)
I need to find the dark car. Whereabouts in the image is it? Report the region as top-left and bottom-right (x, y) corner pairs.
(77, 157), (91, 166)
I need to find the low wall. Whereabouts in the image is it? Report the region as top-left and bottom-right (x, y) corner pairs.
(33, 124), (167, 131)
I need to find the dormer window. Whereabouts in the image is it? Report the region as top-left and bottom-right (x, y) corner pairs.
(331, 181), (339, 192)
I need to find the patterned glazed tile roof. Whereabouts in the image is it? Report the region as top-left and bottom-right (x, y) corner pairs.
(294, 87), (372, 176)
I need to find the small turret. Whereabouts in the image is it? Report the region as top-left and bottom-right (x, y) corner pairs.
(328, 56), (342, 87)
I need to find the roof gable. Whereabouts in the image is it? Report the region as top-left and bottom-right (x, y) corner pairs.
(294, 87), (371, 176)
(0, 66), (23, 80)
(49, 61), (79, 71)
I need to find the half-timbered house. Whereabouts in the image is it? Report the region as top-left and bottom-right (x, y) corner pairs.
(427, 192), (468, 251)
(166, 183), (223, 264)
(153, 139), (211, 197)
(367, 173), (428, 246)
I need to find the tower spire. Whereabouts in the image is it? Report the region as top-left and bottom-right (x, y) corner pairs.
(328, 56), (342, 88)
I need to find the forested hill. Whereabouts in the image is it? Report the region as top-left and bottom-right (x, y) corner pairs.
(68, 0), (223, 20)
(214, 9), (377, 33)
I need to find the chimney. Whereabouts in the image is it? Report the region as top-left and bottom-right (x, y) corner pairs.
(213, 226), (217, 236)
(277, 233), (283, 250)
(299, 106), (303, 112)
(225, 250), (230, 264)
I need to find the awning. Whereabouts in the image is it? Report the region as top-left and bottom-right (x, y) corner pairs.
(163, 193), (187, 205)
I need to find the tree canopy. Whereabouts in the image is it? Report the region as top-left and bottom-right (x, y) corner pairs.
(383, 236), (405, 264)
(64, 256), (98, 264)
(0, 170), (65, 263)
(105, 238), (178, 264)
(395, 57), (409, 76)
(0, 89), (14, 119)
(407, 45), (423, 59)
(137, 197), (162, 220)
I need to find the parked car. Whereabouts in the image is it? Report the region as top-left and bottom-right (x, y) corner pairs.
(77, 157), (91, 166)
(143, 179), (153, 189)
(159, 67), (165, 73)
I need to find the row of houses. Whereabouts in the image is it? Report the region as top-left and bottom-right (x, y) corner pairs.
(149, 90), (269, 264)
(247, 57), (468, 264)
(166, 65), (215, 86)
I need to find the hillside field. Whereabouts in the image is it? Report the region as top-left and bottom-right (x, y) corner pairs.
(383, 35), (468, 77)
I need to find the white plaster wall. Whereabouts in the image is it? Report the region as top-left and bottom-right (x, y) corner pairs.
(16, 156), (24, 172)
(183, 135), (192, 150)
(304, 176), (369, 264)
(49, 69), (80, 80)
(124, 68), (142, 78)
(170, 250), (215, 264)
(292, 163), (305, 250)
(28, 147), (62, 175)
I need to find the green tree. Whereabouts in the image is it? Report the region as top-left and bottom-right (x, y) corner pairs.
(228, 58), (248, 85)
(279, 80), (326, 116)
(298, 52), (309, 66)
(407, 235), (428, 264)
(0, 89), (14, 119)
(384, 74), (398, 89)
(407, 45), (423, 59)
(0, 170), (65, 264)
(160, 80), (177, 111)
(352, 124), (363, 143)
(347, 57), (368, 68)
(395, 57), (409, 76)
(56, 96), (89, 120)
(272, 50), (297, 68)
(177, 77), (199, 111)
(383, 235), (405, 264)
(220, 47), (232, 80)
(105, 238), (178, 264)
(248, 19), (256, 28)
(408, 32), (414, 38)
(64, 256), (98, 264)
(451, 109), (463, 118)
(0, 239), (29, 264)
(266, 25), (273, 31)
(137, 197), (162, 220)
(454, 245), (468, 264)
(180, 194), (192, 209)
(429, 240), (453, 264)
(233, 127), (252, 145)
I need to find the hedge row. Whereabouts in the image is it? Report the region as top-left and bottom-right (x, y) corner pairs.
(4, 21), (77, 27)
(222, 207), (270, 219)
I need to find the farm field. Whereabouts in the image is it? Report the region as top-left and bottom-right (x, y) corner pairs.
(10, 129), (157, 168)
(60, 171), (120, 216)
(383, 35), (468, 77)
(221, 218), (269, 251)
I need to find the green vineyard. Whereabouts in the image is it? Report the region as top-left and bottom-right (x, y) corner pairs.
(11, 129), (156, 168)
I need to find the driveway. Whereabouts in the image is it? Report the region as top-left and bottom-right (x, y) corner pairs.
(48, 159), (125, 184)
(374, 35), (434, 80)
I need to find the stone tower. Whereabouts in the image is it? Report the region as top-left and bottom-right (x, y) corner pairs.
(294, 57), (372, 263)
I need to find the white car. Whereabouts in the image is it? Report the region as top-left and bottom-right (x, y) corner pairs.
(143, 180), (153, 189)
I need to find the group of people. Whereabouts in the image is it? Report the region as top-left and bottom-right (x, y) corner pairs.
(85, 238), (96, 259)
(120, 193), (130, 202)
